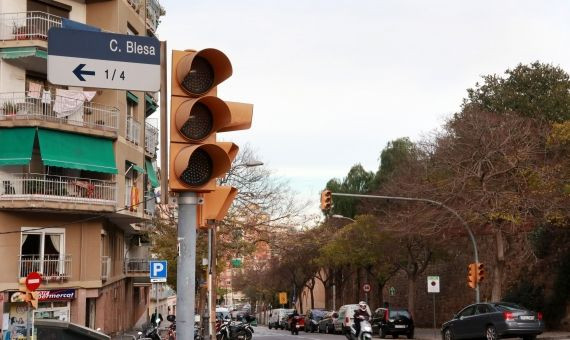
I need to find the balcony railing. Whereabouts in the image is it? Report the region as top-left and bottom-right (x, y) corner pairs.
(101, 256), (111, 281)
(146, 0), (164, 33)
(0, 173), (117, 205)
(145, 122), (158, 156)
(19, 254), (71, 280)
(0, 12), (62, 41)
(124, 258), (149, 274)
(126, 116), (140, 145)
(0, 92), (119, 131)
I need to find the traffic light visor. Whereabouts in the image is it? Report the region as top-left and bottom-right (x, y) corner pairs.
(173, 96), (231, 142)
(173, 144), (231, 188)
(176, 49), (232, 97)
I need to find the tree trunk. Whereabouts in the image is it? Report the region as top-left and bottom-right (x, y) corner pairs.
(407, 276), (416, 319)
(376, 281), (384, 308)
(356, 268), (361, 302)
(492, 228), (505, 301)
(310, 286), (315, 309)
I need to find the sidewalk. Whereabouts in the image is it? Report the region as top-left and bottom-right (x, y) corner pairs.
(414, 328), (570, 340)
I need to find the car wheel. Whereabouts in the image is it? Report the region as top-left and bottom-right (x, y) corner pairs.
(407, 330), (414, 339)
(522, 336), (536, 340)
(485, 325), (498, 340)
(325, 325), (329, 334)
(443, 328), (453, 340)
(268, 324), (272, 330)
(380, 328), (387, 339)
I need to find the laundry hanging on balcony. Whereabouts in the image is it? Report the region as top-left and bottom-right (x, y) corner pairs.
(53, 89), (97, 122)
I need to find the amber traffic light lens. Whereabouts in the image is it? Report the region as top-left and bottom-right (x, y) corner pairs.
(180, 102), (214, 141)
(182, 56), (214, 95)
(181, 149), (213, 186)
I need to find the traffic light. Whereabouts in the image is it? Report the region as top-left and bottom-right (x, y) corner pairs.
(169, 48), (253, 193)
(467, 263), (477, 289)
(320, 189), (332, 210)
(476, 262), (485, 283)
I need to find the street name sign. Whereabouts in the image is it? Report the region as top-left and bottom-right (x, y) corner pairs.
(150, 260), (167, 283)
(47, 27), (160, 91)
(427, 276), (440, 293)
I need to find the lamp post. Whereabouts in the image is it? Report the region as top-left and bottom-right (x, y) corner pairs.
(208, 160), (263, 339)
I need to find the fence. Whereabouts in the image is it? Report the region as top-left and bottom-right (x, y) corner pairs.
(0, 92), (119, 131)
(0, 11), (62, 41)
(19, 254), (72, 279)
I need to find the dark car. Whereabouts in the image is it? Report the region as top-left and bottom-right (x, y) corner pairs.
(318, 311), (338, 334)
(371, 307), (414, 339)
(304, 309), (328, 332)
(441, 302), (544, 340)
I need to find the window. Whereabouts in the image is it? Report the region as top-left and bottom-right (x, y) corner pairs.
(127, 24), (138, 36)
(458, 306), (476, 317)
(20, 227), (65, 277)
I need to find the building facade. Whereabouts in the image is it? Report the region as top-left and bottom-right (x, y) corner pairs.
(0, 0), (163, 336)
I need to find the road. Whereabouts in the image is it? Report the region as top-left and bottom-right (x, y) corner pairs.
(251, 326), (428, 340)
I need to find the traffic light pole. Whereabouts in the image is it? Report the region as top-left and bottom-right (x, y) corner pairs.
(177, 192), (201, 339)
(331, 192), (480, 303)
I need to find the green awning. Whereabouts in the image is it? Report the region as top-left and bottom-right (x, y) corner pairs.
(145, 159), (159, 188)
(0, 47), (47, 60)
(128, 162), (145, 174)
(126, 91), (139, 104)
(145, 94), (158, 116)
(37, 129), (117, 174)
(0, 127), (36, 166)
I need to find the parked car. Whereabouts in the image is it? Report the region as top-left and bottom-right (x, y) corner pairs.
(336, 304), (372, 334)
(268, 308), (294, 330)
(318, 311), (338, 334)
(287, 314), (305, 333)
(441, 302), (544, 340)
(304, 309), (328, 332)
(371, 307), (414, 339)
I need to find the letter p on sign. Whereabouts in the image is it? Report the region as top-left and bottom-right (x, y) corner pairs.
(150, 260), (167, 283)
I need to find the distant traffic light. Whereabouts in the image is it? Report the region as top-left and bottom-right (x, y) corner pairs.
(467, 263), (477, 289)
(320, 190), (332, 210)
(476, 262), (485, 283)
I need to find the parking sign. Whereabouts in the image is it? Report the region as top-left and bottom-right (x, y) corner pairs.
(150, 260), (167, 283)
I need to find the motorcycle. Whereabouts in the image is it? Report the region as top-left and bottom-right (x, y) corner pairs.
(347, 315), (372, 340)
(137, 323), (160, 340)
(167, 315), (176, 340)
(290, 316), (303, 335)
(217, 316), (254, 340)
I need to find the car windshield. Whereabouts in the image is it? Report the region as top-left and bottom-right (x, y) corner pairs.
(389, 310), (411, 319)
(312, 310), (327, 320)
(493, 302), (525, 311)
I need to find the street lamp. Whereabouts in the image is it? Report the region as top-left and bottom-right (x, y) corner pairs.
(331, 214), (355, 222)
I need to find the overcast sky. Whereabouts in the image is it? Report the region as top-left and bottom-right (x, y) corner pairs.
(156, 0), (570, 214)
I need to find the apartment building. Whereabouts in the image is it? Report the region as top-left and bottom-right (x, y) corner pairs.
(0, 0), (163, 335)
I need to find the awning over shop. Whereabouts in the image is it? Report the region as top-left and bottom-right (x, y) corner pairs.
(0, 127), (36, 166)
(0, 47), (47, 60)
(145, 159), (159, 188)
(37, 129), (117, 174)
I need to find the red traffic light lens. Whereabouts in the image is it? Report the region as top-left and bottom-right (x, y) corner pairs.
(182, 56), (214, 95)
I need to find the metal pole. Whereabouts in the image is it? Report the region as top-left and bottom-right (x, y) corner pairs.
(155, 283), (159, 324)
(331, 192), (480, 303)
(208, 226), (217, 340)
(432, 294), (436, 340)
(159, 40), (168, 205)
(332, 285), (336, 311)
(26, 305), (31, 340)
(177, 192), (199, 339)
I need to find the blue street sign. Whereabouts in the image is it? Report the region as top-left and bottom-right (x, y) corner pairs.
(149, 260), (167, 283)
(47, 27), (160, 91)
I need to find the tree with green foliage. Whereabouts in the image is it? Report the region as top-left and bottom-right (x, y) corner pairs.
(372, 137), (416, 189)
(325, 164), (374, 219)
(464, 61), (570, 123)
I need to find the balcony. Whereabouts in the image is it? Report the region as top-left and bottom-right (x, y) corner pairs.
(19, 254), (71, 280)
(0, 12), (62, 42)
(124, 258), (149, 276)
(126, 116), (141, 145)
(144, 122), (158, 157)
(0, 173), (117, 206)
(145, 0), (165, 34)
(0, 92), (119, 134)
(101, 256), (111, 281)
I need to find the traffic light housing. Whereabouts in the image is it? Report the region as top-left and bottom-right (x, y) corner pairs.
(467, 263), (477, 289)
(169, 49), (252, 193)
(476, 262), (485, 283)
(320, 190), (332, 210)
(197, 186), (238, 229)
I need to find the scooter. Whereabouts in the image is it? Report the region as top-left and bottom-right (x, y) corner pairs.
(166, 315), (176, 340)
(290, 316), (303, 335)
(218, 317), (254, 340)
(348, 316), (372, 340)
(137, 323), (160, 340)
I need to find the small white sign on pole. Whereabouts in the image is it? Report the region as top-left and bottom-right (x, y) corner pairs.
(427, 276), (440, 293)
